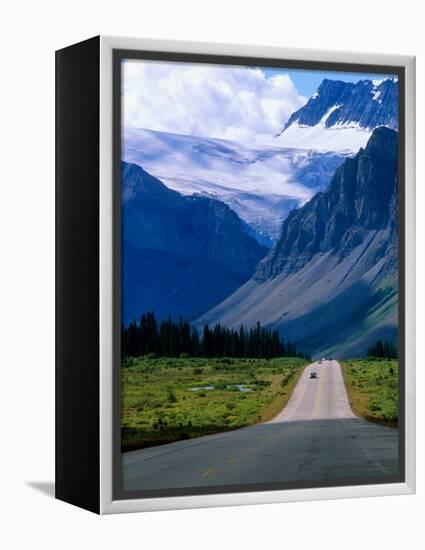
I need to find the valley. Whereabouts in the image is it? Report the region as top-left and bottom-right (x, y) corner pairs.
(197, 127), (399, 357)
(122, 78), (400, 358)
(119, 71), (401, 489)
(122, 358), (399, 491)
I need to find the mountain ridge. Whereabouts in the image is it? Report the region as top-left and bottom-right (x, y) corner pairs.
(121, 161), (267, 324)
(196, 127), (399, 357)
(275, 78), (398, 151)
(256, 126), (398, 280)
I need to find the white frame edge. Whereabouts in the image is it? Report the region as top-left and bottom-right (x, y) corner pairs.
(99, 35), (416, 514)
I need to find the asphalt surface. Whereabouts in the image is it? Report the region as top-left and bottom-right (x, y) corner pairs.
(122, 360), (399, 491)
(270, 359), (355, 422)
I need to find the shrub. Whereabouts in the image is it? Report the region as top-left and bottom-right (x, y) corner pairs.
(145, 352), (157, 360)
(179, 352), (190, 359)
(167, 390), (177, 403)
(368, 399), (381, 412)
(256, 380), (270, 387)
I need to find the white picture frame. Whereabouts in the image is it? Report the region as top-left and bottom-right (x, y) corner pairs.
(56, 35), (415, 514)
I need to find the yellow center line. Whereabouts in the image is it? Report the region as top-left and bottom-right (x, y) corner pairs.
(201, 468), (216, 478)
(312, 367), (326, 417)
(227, 456), (239, 463)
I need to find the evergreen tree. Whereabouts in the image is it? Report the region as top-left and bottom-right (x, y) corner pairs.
(367, 339), (398, 359)
(121, 311), (310, 360)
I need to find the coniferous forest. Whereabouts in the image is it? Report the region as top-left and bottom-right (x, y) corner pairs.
(121, 311), (310, 360)
(367, 339), (398, 359)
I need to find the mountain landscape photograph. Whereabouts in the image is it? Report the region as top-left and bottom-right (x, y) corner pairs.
(119, 56), (401, 494)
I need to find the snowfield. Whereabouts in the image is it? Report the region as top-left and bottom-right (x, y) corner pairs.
(123, 127), (349, 243)
(274, 120), (373, 152)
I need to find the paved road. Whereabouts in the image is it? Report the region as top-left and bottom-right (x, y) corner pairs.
(270, 359), (355, 422)
(122, 360), (399, 491)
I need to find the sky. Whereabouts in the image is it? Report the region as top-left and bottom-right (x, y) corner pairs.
(122, 59), (395, 144)
(262, 67), (397, 98)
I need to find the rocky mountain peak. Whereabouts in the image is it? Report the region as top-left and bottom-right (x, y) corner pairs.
(280, 78), (398, 133)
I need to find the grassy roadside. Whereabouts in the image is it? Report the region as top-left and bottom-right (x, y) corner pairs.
(121, 356), (308, 452)
(341, 358), (398, 427)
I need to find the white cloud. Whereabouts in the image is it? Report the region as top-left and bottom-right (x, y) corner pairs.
(122, 60), (306, 143)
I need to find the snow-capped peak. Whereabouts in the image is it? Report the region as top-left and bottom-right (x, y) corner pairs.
(275, 77), (398, 152)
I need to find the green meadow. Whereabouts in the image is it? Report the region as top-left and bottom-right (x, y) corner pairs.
(341, 358), (398, 426)
(121, 355), (307, 452)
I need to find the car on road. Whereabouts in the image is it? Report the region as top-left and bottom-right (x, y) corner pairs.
(321, 357), (326, 361)
(310, 372), (318, 379)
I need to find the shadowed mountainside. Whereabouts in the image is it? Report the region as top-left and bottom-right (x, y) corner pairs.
(121, 161), (267, 324)
(197, 127), (399, 358)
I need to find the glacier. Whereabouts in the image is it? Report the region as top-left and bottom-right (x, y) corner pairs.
(123, 127), (348, 244)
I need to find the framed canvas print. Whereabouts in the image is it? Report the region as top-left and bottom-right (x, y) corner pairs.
(55, 36), (415, 514)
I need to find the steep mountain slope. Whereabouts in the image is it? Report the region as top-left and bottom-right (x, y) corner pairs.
(197, 127), (399, 357)
(123, 127), (348, 244)
(121, 161), (267, 324)
(275, 78), (398, 152)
